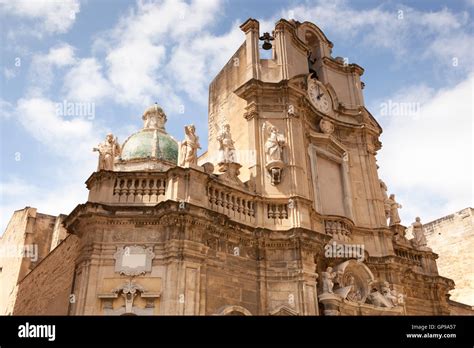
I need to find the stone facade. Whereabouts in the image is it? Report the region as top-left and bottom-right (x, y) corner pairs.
(1, 18), (472, 316)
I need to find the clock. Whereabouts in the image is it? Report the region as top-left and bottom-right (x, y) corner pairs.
(308, 80), (331, 114)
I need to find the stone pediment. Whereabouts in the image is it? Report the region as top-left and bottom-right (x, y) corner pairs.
(307, 130), (347, 160)
(269, 305), (298, 316)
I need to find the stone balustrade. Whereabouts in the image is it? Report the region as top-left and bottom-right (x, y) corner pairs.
(87, 171), (169, 205)
(113, 176), (166, 204)
(324, 216), (353, 242)
(86, 169), (304, 229)
(207, 183), (256, 224)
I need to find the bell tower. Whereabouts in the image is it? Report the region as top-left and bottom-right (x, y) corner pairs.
(206, 18), (384, 230)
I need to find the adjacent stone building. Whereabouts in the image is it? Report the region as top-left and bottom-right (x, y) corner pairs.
(1, 18), (472, 316)
(423, 208), (473, 306)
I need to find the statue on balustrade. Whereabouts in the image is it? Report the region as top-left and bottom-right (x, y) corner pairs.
(387, 194), (402, 226)
(179, 124), (201, 167)
(93, 133), (121, 171)
(411, 216), (428, 249)
(217, 123), (236, 164)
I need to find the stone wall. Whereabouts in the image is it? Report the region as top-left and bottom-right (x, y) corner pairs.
(0, 207), (67, 315)
(423, 208), (474, 306)
(0, 208), (31, 315)
(13, 234), (80, 315)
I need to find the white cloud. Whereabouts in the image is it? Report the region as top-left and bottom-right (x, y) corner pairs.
(106, 40), (166, 106)
(0, 0), (80, 35)
(0, 99), (14, 119)
(283, 1), (473, 68)
(377, 74), (473, 223)
(166, 24), (243, 101)
(15, 97), (98, 159)
(93, 0), (243, 108)
(64, 58), (111, 102)
(28, 43), (76, 95)
(3, 67), (15, 79)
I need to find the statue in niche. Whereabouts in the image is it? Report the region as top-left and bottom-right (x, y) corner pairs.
(179, 124), (201, 167)
(93, 133), (121, 171)
(217, 123), (236, 164)
(263, 122), (286, 185)
(321, 267), (337, 294)
(379, 180), (390, 219)
(264, 124), (286, 162)
(411, 217), (428, 249)
(386, 194), (402, 226)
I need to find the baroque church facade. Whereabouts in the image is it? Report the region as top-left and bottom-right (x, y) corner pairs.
(1, 18), (472, 316)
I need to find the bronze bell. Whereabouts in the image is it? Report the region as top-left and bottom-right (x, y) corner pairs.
(259, 32), (274, 50)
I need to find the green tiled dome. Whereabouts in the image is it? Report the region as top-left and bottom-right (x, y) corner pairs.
(121, 128), (178, 163)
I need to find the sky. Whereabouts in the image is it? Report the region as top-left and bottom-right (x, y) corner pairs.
(0, 0), (473, 235)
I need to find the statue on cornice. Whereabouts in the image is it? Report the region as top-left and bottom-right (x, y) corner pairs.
(93, 133), (121, 171)
(217, 123), (236, 164)
(387, 194), (402, 226)
(179, 124), (201, 167)
(379, 180), (391, 219)
(411, 217), (428, 249)
(321, 267), (337, 294)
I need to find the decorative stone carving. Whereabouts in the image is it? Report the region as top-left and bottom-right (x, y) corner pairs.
(93, 133), (121, 171)
(411, 217), (429, 250)
(332, 260), (374, 303)
(243, 103), (258, 120)
(263, 122), (286, 185)
(386, 194), (402, 226)
(179, 124), (201, 167)
(98, 279), (160, 315)
(201, 162), (215, 174)
(345, 275), (363, 302)
(366, 281), (405, 308)
(113, 245), (155, 276)
(115, 279), (145, 314)
(319, 119), (334, 135)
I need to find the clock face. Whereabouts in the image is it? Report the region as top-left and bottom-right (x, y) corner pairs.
(308, 81), (331, 114)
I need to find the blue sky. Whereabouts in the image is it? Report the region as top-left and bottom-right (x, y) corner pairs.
(0, 0), (473, 234)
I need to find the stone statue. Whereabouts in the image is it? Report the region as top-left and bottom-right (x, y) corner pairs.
(381, 281), (398, 307)
(387, 194), (402, 226)
(93, 133), (121, 171)
(263, 122), (286, 185)
(217, 123), (236, 164)
(379, 180), (390, 219)
(264, 124), (286, 162)
(411, 217), (428, 249)
(321, 266), (337, 294)
(179, 124), (201, 167)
